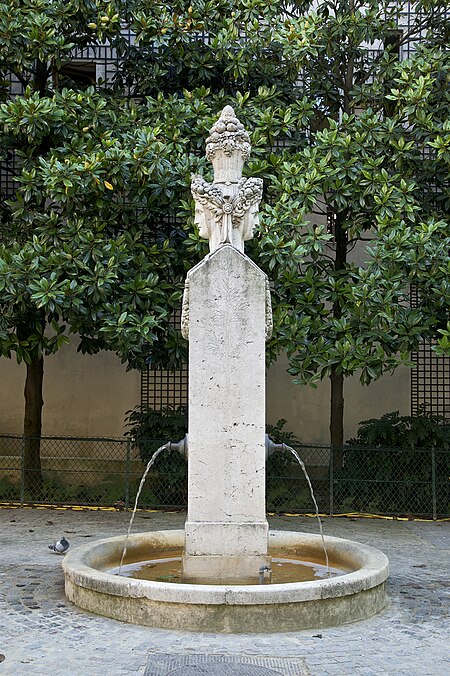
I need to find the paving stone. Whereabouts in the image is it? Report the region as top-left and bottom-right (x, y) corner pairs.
(0, 508), (448, 676)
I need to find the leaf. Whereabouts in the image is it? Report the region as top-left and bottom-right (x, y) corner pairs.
(104, 181), (114, 190)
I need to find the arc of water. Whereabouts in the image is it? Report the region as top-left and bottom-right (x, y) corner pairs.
(118, 444), (170, 576)
(283, 444), (331, 577)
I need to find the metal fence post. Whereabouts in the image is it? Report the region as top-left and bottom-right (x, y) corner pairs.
(431, 448), (437, 521)
(20, 436), (25, 505)
(329, 445), (334, 516)
(124, 438), (132, 511)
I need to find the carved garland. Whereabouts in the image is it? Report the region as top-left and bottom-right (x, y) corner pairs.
(231, 177), (263, 227)
(191, 175), (263, 229)
(191, 175), (223, 224)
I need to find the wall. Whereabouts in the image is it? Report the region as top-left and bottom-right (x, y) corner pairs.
(266, 353), (411, 444)
(0, 338), (411, 444)
(0, 338), (140, 437)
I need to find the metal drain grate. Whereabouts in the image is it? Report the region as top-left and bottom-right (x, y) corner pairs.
(144, 654), (309, 676)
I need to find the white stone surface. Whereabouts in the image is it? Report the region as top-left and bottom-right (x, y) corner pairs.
(183, 244), (269, 579)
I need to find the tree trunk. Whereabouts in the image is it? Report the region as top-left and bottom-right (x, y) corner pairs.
(23, 355), (44, 497)
(34, 58), (49, 96)
(20, 62), (49, 499)
(330, 212), (348, 469)
(330, 2), (353, 470)
(330, 367), (344, 469)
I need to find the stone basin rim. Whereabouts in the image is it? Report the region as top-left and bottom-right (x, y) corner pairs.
(62, 529), (389, 605)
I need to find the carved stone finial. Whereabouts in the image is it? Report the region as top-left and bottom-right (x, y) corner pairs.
(205, 106), (251, 165)
(191, 105), (262, 254)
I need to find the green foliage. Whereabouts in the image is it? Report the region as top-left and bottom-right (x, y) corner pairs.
(125, 405), (188, 505)
(125, 405), (188, 460)
(0, 81), (194, 367)
(347, 410), (450, 449)
(0, 0), (449, 450)
(335, 411), (450, 515)
(266, 418), (301, 446)
(435, 322), (450, 356)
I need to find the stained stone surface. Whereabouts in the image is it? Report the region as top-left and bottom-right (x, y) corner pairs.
(0, 508), (448, 676)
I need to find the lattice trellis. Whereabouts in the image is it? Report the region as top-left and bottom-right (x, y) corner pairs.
(411, 342), (450, 419)
(141, 363), (188, 410)
(411, 287), (450, 419)
(141, 308), (188, 410)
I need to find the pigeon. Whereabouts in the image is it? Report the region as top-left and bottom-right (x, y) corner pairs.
(48, 536), (70, 554)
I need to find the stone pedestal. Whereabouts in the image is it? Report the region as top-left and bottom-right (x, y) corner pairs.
(183, 245), (269, 581)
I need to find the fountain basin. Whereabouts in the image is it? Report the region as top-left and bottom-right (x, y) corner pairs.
(62, 529), (389, 632)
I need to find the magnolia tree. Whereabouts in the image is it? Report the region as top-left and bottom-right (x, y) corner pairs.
(0, 0), (202, 493)
(0, 0), (449, 491)
(117, 0), (449, 459)
(262, 6), (450, 458)
(259, 40), (450, 460)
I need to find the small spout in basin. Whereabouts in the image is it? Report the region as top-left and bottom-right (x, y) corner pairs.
(259, 564), (272, 585)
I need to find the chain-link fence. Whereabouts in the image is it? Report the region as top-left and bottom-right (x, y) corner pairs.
(0, 435), (448, 518)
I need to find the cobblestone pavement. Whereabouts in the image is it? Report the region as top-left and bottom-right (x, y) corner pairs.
(0, 508), (448, 676)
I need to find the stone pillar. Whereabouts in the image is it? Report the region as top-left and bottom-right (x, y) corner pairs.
(182, 244), (270, 581)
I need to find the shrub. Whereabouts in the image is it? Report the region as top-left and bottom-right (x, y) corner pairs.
(125, 405), (188, 461)
(125, 405), (188, 506)
(335, 411), (450, 516)
(347, 410), (450, 449)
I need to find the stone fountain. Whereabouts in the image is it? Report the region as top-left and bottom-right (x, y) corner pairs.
(62, 106), (389, 632)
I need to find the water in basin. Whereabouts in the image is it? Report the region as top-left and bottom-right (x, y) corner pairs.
(107, 549), (348, 584)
